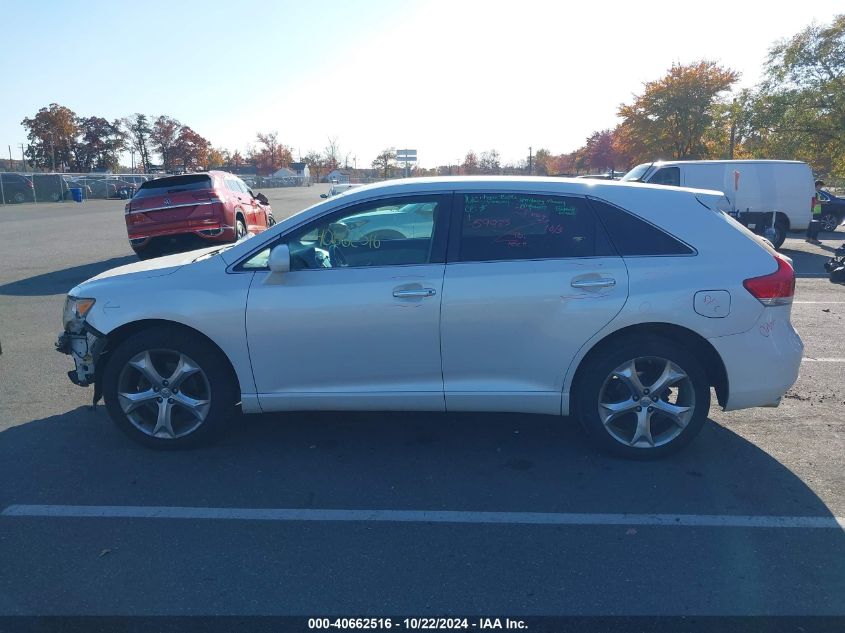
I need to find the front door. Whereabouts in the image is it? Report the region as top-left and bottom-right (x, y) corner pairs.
(440, 191), (629, 414)
(244, 194), (452, 411)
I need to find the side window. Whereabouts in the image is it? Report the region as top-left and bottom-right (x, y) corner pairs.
(241, 196), (446, 271)
(588, 198), (694, 256)
(457, 193), (610, 262)
(649, 167), (680, 187)
(226, 178), (242, 193)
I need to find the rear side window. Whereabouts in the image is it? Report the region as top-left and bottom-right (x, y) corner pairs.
(456, 193), (612, 262)
(134, 174), (212, 199)
(588, 198), (694, 256)
(648, 167), (680, 186)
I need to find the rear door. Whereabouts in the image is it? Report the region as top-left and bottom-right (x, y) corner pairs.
(440, 191), (629, 414)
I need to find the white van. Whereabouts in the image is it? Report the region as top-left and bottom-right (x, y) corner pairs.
(622, 160), (815, 248)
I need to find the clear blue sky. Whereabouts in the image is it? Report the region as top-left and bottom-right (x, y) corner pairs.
(0, 0), (840, 168)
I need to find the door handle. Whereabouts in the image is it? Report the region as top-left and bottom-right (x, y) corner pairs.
(393, 288), (437, 298)
(571, 278), (616, 289)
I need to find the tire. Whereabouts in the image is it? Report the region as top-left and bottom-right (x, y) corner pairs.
(235, 217), (247, 241)
(573, 335), (711, 459)
(102, 327), (239, 449)
(771, 219), (788, 249)
(12, 192), (25, 204)
(267, 214), (276, 227)
(819, 213), (839, 233)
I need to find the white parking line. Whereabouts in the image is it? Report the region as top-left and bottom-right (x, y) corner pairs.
(802, 358), (845, 363)
(2, 505), (843, 529)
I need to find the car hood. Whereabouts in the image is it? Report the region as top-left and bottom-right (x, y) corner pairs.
(69, 245), (225, 296)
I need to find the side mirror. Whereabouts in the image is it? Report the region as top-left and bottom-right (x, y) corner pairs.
(256, 192), (269, 205)
(320, 193), (328, 199)
(268, 244), (291, 274)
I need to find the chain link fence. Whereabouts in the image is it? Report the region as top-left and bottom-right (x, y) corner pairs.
(0, 171), (312, 206)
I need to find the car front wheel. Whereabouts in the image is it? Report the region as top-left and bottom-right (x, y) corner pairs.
(574, 336), (710, 459)
(103, 327), (238, 449)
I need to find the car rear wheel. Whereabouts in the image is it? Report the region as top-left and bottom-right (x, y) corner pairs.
(103, 327), (238, 449)
(235, 218), (247, 240)
(820, 213), (840, 232)
(574, 336), (710, 459)
(771, 219), (788, 249)
(12, 192), (25, 204)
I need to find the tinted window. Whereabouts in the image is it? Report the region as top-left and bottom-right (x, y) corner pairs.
(649, 167), (680, 186)
(589, 198), (694, 256)
(457, 193), (609, 262)
(134, 174), (211, 199)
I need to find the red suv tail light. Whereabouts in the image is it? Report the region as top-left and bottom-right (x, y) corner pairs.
(743, 255), (795, 306)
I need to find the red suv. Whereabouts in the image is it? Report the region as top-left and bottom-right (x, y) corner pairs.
(125, 171), (275, 259)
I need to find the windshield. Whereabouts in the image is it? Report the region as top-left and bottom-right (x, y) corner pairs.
(621, 163), (654, 182)
(133, 174), (212, 199)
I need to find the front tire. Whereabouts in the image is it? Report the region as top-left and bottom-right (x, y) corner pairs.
(103, 327), (239, 449)
(573, 336), (710, 459)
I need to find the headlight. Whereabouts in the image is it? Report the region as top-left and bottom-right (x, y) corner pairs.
(63, 296), (96, 332)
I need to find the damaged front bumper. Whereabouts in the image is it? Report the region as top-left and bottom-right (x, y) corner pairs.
(56, 325), (107, 388)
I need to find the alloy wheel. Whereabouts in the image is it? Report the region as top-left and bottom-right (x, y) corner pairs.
(597, 356), (695, 448)
(117, 349), (211, 439)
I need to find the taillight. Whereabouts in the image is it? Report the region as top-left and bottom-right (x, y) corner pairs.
(743, 255), (795, 306)
(26, 180), (34, 189)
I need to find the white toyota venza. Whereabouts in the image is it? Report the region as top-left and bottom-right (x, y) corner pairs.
(58, 177), (803, 458)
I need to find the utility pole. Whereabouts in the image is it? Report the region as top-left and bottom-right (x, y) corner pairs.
(528, 146), (533, 176)
(19, 144), (27, 172)
(8, 146), (12, 171)
(728, 98), (737, 159)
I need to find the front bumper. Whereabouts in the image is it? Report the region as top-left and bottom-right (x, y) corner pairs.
(56, 326), (107, 387)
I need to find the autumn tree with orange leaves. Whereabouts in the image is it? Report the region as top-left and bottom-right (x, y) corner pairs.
(615, 61), (739, 164)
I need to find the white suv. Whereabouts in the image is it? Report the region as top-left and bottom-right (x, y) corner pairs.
(57, 177), (803, 458)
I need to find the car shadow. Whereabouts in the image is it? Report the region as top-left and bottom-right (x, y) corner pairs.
(0, 406), (841, 522)
(0, 255), (137, 296)
(780, 246), (833, 277)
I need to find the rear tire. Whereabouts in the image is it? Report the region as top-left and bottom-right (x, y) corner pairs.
(573, 335), (710, 459)
(235, 218), (247, 240)
(103, 327), (239, 449)
(820, 213), (839, 233)
(772, 219), (788, 249)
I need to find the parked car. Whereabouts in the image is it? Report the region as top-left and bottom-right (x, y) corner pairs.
(321, 183), (361, 198)
(124, 171), (275, 259)
(622, 160), (815, 248)
(57, 176), (802, 457)
(30, 174), (71, 202)
(817, 189), (845, 232)
(0, 173), (35, 203)
(71, 177), (124, 199)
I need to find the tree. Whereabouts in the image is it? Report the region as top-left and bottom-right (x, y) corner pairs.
(303, 150), (325, 182)
(757, 14), (845, 176)
(207, 147), (226, 169)
(479, 150), (500, 174)
(21, 103), (79, 171)
(124, 114), (153, 172)
(533, 148), (553, 176)
(172, 126), (211, 171)
(254, 131), (293, 175)
(372, 148), (396, 179)
(461, 151), (479, 175)
(150, 115), (181, 170)
(75, 116), (125, 172)
(324, 136), (341, 172)
(616, 61), (739, 163)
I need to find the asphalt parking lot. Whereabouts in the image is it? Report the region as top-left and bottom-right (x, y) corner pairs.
(0, 186), (843, 618)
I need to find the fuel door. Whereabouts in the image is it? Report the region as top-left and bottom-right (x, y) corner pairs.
(694, 290), (731, 318)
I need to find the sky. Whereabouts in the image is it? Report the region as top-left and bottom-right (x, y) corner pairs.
(0, 0), (840, 169)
